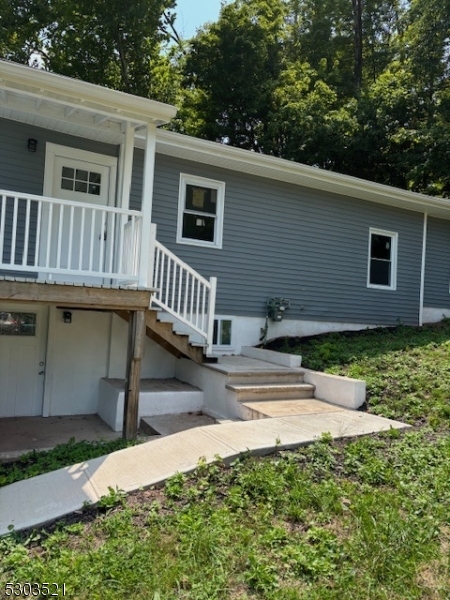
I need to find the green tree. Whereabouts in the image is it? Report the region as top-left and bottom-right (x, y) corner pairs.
(176, 0), (286, 150)
(0, 0), (180, 102)
(266, 61), (358, 168)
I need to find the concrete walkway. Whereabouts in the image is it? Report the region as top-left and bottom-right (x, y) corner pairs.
(0, 410), (408, 536)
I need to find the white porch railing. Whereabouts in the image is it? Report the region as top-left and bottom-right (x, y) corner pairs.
(149, 224), (217, 355)
(0, 190), (143, 282)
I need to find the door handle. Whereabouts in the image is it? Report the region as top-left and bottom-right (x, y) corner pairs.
(39, 370), (45, 375)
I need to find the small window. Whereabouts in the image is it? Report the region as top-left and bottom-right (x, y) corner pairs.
(61, 166), (102, 196)
(0, 312), (36, 336)
(213, 317), (233, 348)
(367, 228), (398, 290)
(177, 174), (225, 248)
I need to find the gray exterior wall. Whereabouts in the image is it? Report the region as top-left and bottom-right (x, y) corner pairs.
(0, 118), (118, 195)
(0, 118), (426, 326)
(132, 150), (424, 326)
(424, 217), (450, 308)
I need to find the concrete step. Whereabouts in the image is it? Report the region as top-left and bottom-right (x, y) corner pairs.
(227, 370), (305, 385)
(140, 412), (216, 436)
(239, 398), (345, 421)
(226, 382), (315, 402)
(99, 378), (204, 432)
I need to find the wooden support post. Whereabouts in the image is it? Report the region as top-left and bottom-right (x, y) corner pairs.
(123, 310), (146, 440)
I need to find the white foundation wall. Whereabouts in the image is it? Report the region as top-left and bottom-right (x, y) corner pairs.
(107, 313), (176, 379)
(44, 308), (176, 416)
(44, 307), (110, 416)
(422, 308), (450, 323)
(223, 316), (379, 355)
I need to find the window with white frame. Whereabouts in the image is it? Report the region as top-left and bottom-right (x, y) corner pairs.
(177, 174), (225, 248)
(213, 317), (233, 348)
(367, 228), (398, 290)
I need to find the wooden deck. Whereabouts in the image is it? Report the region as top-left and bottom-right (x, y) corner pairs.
(0, 276), (153, 311)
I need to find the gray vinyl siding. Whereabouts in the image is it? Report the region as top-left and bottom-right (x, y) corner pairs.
(0, 118), (118, 276)
(0, 118), (118, 195)
(424, 217), (450, 308)
(132, 151), (423, 326)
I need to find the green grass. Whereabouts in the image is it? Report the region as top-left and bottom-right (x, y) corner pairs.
(0, 438), (138, 487)
(2, 321), (450, 598)
(267, 319), (450, 427)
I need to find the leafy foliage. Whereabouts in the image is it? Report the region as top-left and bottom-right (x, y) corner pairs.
(2, 0), (450, 194)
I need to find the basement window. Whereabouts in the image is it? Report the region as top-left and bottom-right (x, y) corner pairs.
(213, 317), (233, 348)
(367, 228), (398, 290)
(177, 174), (225, 249)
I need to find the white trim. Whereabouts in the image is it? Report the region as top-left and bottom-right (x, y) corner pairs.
(0, 302), (49, 417)
(212, 315), (235, 353)
(0, 59), (177, 126)
(367, 228), (398, 291)
(176, 173), (225, 249)
(154, 130), (450, 221)
(138, 124), (157, 287)
(42, 143), (118, 283)
(419, 213), (428, 326)
(117, 122), (135, 211)
(43, 143), (118, 201)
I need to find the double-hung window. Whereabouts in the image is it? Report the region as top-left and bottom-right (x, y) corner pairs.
(177, 174), (225, 249)
(367, 228), (398, 290)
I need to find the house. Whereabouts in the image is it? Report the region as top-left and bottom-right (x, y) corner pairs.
(1, 59), (450, 435)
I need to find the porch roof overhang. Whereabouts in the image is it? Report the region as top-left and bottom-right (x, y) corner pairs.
(154, 130), (450, 221)
(0, 60), (177, 145)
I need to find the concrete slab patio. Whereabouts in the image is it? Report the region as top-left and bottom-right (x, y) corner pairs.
(0, 415), (121, 461)
(0, 410), (409, 536)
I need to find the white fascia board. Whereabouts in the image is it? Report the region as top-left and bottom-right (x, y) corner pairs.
(153, 130), (450, 220)
(0, 59), (177, 126)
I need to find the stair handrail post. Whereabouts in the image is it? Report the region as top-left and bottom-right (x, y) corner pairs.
(148, 222), (157, 298)
(206, 276), (217, 355)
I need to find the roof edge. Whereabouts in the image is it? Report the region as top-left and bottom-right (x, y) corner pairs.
(0, 60), (178, 125)
(155, 130), (450, 218)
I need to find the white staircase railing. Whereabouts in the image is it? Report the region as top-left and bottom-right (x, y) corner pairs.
(149, 224), (217, 355)
(0, 189), (142, 281)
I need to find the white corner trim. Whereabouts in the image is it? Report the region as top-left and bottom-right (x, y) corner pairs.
(419, 213), (428, 326)
(176, 173), (225, 249)
(366, 227), (398, 291)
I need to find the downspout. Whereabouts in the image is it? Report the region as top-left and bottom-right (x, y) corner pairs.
(419, 213), (428, 327)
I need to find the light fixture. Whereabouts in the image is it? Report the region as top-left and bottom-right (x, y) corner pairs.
(63, 311), (72, 324)
(28, 138), (37, 152)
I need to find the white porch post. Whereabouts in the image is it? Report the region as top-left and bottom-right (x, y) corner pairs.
(117, 122), (135, 210)
(138, 123), (157, 288)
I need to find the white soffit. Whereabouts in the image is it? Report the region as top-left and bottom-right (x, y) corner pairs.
(154, 130), (450, 221)
(0, 59), (177, 142)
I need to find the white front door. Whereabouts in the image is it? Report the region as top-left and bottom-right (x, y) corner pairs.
(42, 144), (118, 283)
(0, 304), (48, 417)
